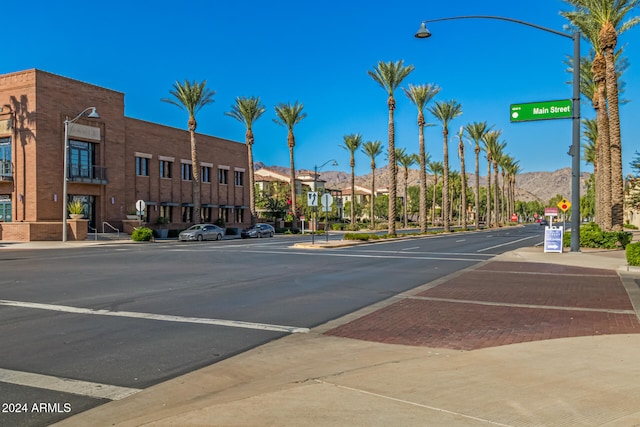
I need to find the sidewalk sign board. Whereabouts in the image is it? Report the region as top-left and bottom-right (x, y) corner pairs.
(544, 226), (564, 253)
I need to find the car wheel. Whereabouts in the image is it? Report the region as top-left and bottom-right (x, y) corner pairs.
(269, 231), (274, 237)
(258, 233), (262, 238)
(216, 233), (222, 241)
(197, 234), (203, 241)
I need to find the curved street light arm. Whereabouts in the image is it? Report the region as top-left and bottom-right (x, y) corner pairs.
(417, 15), (572, 39)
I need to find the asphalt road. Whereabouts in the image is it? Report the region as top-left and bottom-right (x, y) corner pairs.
(0, 225), (545, 426)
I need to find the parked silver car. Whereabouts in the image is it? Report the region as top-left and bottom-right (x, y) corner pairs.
(241, 223), (275, 238)
(179, 224), (225, 241)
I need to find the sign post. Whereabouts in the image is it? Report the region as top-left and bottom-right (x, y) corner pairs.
(321, 193), (334, 243)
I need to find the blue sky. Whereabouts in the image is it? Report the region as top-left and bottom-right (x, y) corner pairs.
(4, 0), (639, 177)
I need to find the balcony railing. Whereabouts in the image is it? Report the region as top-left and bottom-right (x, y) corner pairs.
(0, 161), (12, 181)
(68, 165), (108, 184)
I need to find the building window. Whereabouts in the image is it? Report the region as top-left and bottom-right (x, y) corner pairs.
(234, 207), (244, 223)
(0, 138), (11, 179)
(160, 160), (172, 178)
(219, 207), (230, 223)
(202, 166), (211, 183)
(136, 156), (149, 176)
(70, 140), (98, 179)
(182, 206), (193, 223)
(235, 171), (244, 186)
(218, 168), (228, 185)
(159, 205), (173, 222)
(201, 207), (212, 222)
(181, 163), (193, 181)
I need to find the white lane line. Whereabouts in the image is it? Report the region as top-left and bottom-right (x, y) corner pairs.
(0, 368), (141, 401)
(477, 235), (539, 252)
(228, 249), (487, 262)
(401, 246), (420, 251)
(0, 300), (309, 334)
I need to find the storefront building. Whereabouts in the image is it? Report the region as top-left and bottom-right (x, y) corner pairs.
(0, 69), (250, 241)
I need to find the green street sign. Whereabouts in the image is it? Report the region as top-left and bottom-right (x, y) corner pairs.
(510, 99), (573, 122)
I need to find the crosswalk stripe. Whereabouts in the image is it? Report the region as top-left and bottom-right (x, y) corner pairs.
(0, 368), (141, 400)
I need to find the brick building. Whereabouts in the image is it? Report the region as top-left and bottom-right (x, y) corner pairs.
(0, 69), (250, 241)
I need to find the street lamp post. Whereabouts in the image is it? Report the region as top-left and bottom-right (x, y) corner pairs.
(312, 159), (338, 245)
(416, 16), (581, 252)
(62, 107), (100, 242)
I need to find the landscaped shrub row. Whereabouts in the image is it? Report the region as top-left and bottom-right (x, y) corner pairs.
(563, 222), (632, 249)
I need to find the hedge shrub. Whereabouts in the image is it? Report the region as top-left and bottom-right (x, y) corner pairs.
(131, 227), (153, 241)
(563, 222), (632, 249)
(626, 242), (640, 266)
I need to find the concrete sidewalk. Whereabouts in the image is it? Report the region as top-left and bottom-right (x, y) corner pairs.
(52, 246), (640, 427)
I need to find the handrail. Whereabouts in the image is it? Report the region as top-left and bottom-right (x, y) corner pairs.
(102, 222), (120, 239)
(88, 225), (98, 241)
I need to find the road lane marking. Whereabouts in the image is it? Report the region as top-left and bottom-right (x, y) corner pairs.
(0, 300), (309, 334)
(0, 368), (141, 400)
(477, 235), (539, 252)
(216, 249), (488, 262)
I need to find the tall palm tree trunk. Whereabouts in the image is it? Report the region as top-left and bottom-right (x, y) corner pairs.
(350, 159), (356, 226)
(288, 133), (296, 222)
(460, 141), (467, 229)
(601, 22), (624, 231)
(387, 98), (397, 235)
(442, 131), (450, 232)
(246, 129), (256, 222)
(474, 145), (480, 229)
(486, 159), (491, 227)
(593, 53), (612, 230)
(419, 122), (427, 232)
(370, 166), (376, 229)
(493, 161), (499, 227)
(431, 175), (437, 225)
(189, 127), (201, 223)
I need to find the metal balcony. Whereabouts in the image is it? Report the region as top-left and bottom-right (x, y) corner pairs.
(68, 165), (108, 184)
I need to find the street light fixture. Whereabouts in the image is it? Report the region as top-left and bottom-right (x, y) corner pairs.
(416, 16), (581, 252)
(312, 159), (338, 245)
(62, 107), (100, 242)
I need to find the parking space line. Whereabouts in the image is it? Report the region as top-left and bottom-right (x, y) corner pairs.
(0, 368), (141, 400)
(0, 300), (309, 334)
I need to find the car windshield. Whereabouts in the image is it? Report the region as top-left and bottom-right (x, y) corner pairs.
(188, 225), (203, 231)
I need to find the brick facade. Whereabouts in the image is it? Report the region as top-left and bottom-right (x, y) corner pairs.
(0, 69), (250, 241)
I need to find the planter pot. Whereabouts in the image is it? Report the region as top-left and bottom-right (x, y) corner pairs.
(155, 228), (169, 239)
(69, 214), (84, 219)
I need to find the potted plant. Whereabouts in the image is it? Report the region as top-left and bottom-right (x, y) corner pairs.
(155, 216), (169, 238)
(126, 206), (139, 220)
(67, 200), (85, 219)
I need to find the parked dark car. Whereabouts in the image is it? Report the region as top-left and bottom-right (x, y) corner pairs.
(539, 219), (549, 226)
(179, 224), (225, 241)
(241, 223), (275, 238)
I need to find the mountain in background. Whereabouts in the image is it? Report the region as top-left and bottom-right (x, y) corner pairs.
(254, 162), (590, 204)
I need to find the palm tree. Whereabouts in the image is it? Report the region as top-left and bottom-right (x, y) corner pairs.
(428, 100), (463, 232)
(362, 141), (384, 229)
(428, 160), (444, 225)
(396, 148), (418, 228)
(482, 130), (502, 227)
(404, 83), (440, 232)
(162, 80), (215, 224)
(225, 96), (266, 222)
(562, 0), (640, 230)
(368, 60), (415, 235)
(465, 122), (491, 229)
(454, 127), (469, 229)
(340, 133), (363, 226)
(273, 101), (307, 222)
(484, 134), (506, 228)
